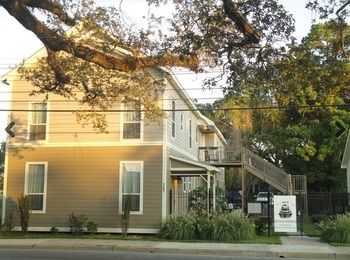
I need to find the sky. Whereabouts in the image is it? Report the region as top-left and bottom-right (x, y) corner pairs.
(0, 0), (313, 141)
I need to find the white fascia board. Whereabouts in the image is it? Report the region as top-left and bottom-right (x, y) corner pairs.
(341, 130), (350, 168)
(161, 67), (227, 145)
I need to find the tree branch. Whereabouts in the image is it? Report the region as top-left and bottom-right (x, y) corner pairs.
(1, 0), (199, 73)
(24, 0), (76, 26)
(335, 0), (350, 58)
(335, 0), (350, 16)
(222, 0), (261, 45)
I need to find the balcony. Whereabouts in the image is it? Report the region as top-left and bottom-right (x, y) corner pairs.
(198, 146), (243, 167)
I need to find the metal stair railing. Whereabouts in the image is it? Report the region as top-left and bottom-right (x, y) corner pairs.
(242, 148), (292, 194)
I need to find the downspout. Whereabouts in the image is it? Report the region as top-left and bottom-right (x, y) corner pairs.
(213, 172), (216, 214)
(207, 171), (210, 217)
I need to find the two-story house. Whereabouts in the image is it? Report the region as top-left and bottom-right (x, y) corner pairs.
(341, 130), (350, 194)
(1, 47), (226, 233)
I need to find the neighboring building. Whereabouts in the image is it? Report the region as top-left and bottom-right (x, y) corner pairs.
(1, 47), (226, 233)
(341, 130), (350, 193)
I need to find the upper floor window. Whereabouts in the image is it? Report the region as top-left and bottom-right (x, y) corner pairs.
(189, 119), (192, 148)
(119, 161), (143, 214)
(123, 101), (141, 140)
(171, 100), (176, 138)
(25, 162), (47, 213)
(180, 113), (183, 131)
(29, 103), (47, 141)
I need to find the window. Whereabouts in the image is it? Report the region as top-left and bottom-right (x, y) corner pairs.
(180, 113), (183, 131)
(171, 100), (176, 138)
(123, 101), (141, 139)
(189, 120), (192, 148)
(25, 162), (47, 213)
(29, 103), (47, 141)
(119, 161), (143, 214)
(183, 177), (192, 193)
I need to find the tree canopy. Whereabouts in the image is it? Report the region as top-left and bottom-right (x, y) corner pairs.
(216, 21), (350, 191)
(0, 1), (295, 121)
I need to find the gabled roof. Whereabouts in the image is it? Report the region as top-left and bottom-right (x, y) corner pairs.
(341, 130), (350, 168)
(1, 37), (226, 145)
(161, 67), (226, 145)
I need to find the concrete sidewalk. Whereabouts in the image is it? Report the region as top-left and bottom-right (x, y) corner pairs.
(0, 236), (349, 259)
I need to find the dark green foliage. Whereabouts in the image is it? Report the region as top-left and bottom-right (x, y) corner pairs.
(188, 186), (227, 215)
(68, 212), (87, 235)
(160, 213), (254, 241)
(121, 194), (131, 237)
(50, 226), (59, 234)
(17, 194), (30, 235)
(211, 214), (255, 241)
(2, 211), (14, 233)
(321, 213), (350, 243)
(254, 218), (268, 235)
(87, 221), (98, 234)
(188, 187), (208, 215)
(160, 215), (196, 240)
(195, 216), (213, 240)
(310, 214), (329, 224)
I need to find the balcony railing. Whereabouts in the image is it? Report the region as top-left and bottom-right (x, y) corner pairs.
(199, 146), (293, 194)
(199, 146), (242, 164)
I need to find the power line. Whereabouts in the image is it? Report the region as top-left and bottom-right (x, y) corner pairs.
(1, 103), (349, 113)
(0, 87), (225, 94)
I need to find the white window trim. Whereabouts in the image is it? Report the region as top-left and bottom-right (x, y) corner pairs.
(119, 161), (144, 215)
(24, 161), (48, 214)
(120, 102), (144, 142)
(27, 102), (49, 143)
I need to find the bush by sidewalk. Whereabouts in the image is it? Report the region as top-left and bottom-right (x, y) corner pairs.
(321, 213), (350, 243)
(160, 212), (255, 241)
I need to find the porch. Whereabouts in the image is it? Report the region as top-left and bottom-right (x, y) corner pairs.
(169, 156), (223, 216)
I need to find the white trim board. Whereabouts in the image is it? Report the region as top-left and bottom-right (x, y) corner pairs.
(8, 141), (163, 148)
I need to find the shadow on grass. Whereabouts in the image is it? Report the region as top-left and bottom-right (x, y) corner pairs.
(0, 231), (281, 244)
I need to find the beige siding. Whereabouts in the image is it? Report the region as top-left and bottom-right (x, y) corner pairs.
(5, 146), (163, 229)
(9, 78), (163, 144)
(164, 80), (200, 158)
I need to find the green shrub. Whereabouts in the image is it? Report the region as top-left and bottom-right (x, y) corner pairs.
(195, 215), (213, 240)
(68, 213), (87, 235)
(121, 195), (131, 237)
(321, 213), (350, 243)
(87, 221), (98, 234)
(160, 213), (254, 241)
(50, 226), (59, 234)
(211, 214), (255, 241)
(254, 218), (268, 235)
(2, 211), (14, 233)
(189, 187), (228, 216)
(160, 215), (196, 240)
(17, 194), (30, 235)
(310, 214), (329, 224)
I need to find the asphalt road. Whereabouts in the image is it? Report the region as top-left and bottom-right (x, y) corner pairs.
(0, 249), (322, 260)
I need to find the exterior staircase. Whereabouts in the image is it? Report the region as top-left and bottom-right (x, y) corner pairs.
(199, 146), (305, 195)
(242, 148), (292, 194)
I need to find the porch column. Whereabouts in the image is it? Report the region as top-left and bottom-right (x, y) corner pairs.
(207, 171), (210, 216)
(213, 172), (216, 213)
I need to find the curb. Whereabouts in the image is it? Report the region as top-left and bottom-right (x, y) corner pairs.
(0, 240), (350, 259)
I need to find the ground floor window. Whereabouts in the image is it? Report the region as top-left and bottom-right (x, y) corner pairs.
(119, 161), (143, 214)
(25, 162), (47, 213)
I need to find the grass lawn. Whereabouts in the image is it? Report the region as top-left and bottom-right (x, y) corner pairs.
(0, 231), (281, 244)
(300, 217), (323, 237)
(330, 242), (350, 247)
